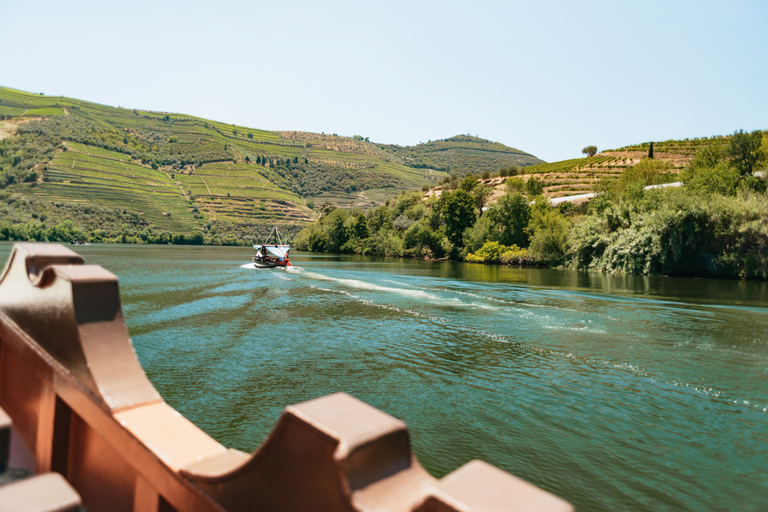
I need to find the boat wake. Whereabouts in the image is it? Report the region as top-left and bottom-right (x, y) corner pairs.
(297, 271), (441, 301)
(241, 263), (301, 271)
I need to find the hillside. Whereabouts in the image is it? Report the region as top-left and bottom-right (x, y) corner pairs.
(378, 135), (543, 177)
(424, 132), (759, 208)
(0, 87), (550, 244)
(0, 87), (444, 237)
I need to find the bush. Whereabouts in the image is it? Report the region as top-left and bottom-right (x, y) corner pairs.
(499, 165), (519, 177)
(613, 158), (674, 196)
(506, 177), (524, 193)
(528, 208), (570, 265)
(681, 161), (740, 196)
(403, 220), (444, 258)
(500, 246), (529, 265)
(393, 215), (414, 231)
(463, 214), (492, 253)
(525, 177), (544, 197)
(466, 241), (525, 263)
(569, 188), (768, 278)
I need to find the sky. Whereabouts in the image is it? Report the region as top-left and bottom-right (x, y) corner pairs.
(1, 0), (766, 162)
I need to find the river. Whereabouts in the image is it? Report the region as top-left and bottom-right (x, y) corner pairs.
(2, 242), (766, 511)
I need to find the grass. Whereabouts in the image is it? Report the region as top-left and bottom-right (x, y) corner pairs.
(25, 107), (65, 116)
(0, 106), (27, 116)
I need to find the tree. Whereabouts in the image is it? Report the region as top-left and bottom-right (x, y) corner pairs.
(351, 213), (371, 239)
(506, 177), (524, 193)
(528, 208), (570, 265)
(367, 206), (393, 233)
(689, 144), (722, 169)
(460, 174), (478, 192)
(729, 129), (763, 176)
(463, 213), (492, 253)
(488, 192), (531, 247)
(499, 165), (519, 177)
(438, 189), (476, 249)
(681, 161), (740, 196)
(612, 158), (672, 197)
(582, 146), (597, 157)
(525, 177), (544, 197)
(472, 185), (493, 210)
(189, 231), (205, 245)
(321, 209), (349, 252)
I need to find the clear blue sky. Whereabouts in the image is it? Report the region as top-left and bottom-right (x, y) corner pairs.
(2, 0), (766, 162)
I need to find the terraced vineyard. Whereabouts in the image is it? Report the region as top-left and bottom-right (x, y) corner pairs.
(378, 135), (544, 176)
(611, 136), (731, 156)
(1, 86), (476, 239)
(427, 147), (700, 206)
(38, 143), (197, 232)
(521, 155), (633, 198)
(175, 161), (312, 223)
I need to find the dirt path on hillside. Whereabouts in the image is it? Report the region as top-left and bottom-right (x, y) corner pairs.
(176, 183), (189, 200)
(200, 176), (213, 195)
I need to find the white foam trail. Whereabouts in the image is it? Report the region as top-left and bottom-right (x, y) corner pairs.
(311, 285), (449, 323)
(293, 271), (507, 312)
(300, 271), (441, 301)
(240, 263), (299, 271)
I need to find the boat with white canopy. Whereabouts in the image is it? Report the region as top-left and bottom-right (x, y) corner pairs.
(252, 227), (291, 268)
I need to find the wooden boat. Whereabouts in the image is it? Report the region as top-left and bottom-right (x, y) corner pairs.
(252, 227), (291, 268)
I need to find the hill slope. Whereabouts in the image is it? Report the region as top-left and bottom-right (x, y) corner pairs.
(0, 87), (545, 242)
(424, 132), (760, 207)
(378, 135), (543, 176)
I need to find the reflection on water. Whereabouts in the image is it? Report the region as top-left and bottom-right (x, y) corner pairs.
(1, 242), (767, 512)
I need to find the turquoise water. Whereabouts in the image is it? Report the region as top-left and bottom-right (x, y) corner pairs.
(2, 242), (767, 511)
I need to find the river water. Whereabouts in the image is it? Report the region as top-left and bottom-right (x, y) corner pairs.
(2, 243), (766, 511)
